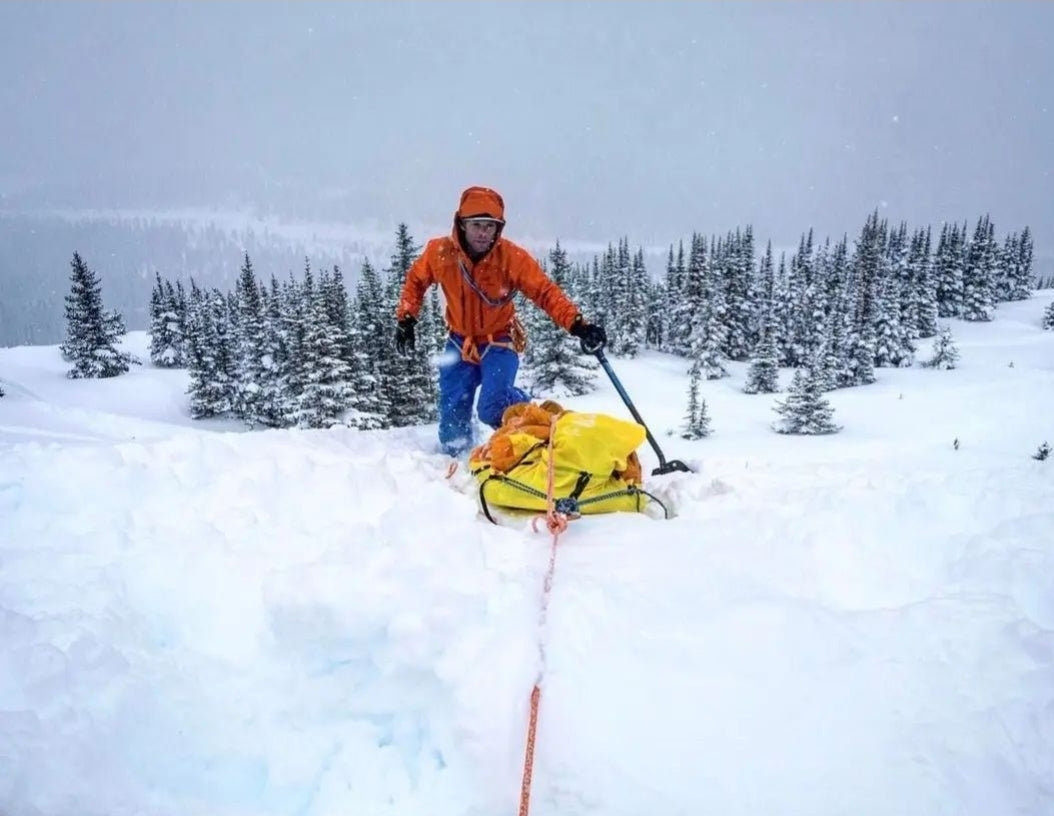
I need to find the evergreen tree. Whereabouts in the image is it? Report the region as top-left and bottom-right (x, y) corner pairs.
(798, 275), (828, 371)
(659, 242), (686, 352)
(666, 239), (694, 354)
(566, 258), (593, 321)
(872, 267), (914, 368)
(233, 253), (267, 426)
(1008, 226), (1034, 301)
(388, 336), (438, 426)
(823, 237), (856, 389)
(914, 227), (940, 338)
(258, 275), (291, 427)
(186, 287), (236, 418)
(782, 230), (816, 367)
(348, 258), (391, 429)
(722, 226), (754, 361)
(962, 215), (996, 321)
(606, 238), (631, 355)
(694, 300), (729, 380)
(683, 234), (728, 377)
(889, 222), (916, 338)
(923, 326), (960, 370)
(148, 272), (174, 367)
(934, 222), (965, 317)
(387, 223), (422, 309)
(772, 364), (840, 435)
(297, 281), (353, 428)
(681, 357), (712, 439)
(167, 280), (188, 366)
(846, 213), (882, 386)
(744, 243), (780, 394)
(885, 222), (920, 364)
(326, 264), (355, 365)
(280, 264), (319, 426)
(993, 232), (1016, 303)
(60, 252), (133, 379)
(619, 245), (649, 357)
(383, 225), (430, 426)
(743, 316), (780, 394)
(772, 253), (798, 366)
(746, 241), (774, 350)
(1041, 300), (1054, 330)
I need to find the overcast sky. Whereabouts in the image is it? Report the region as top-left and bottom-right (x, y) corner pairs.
(1, 1), (1051, 251)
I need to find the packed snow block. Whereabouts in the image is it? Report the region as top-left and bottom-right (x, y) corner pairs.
(469, 400), (648, 515)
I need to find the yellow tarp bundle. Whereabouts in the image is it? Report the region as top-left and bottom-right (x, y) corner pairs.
(468, 400), (648, 515)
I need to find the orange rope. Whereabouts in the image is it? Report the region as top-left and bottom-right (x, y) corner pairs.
(518, 681), (542, 815)
(519, 429), (569, 815)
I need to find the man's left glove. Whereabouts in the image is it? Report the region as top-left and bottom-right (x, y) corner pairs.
(569, 315), (607, 352)
(395, 316), (417, 356)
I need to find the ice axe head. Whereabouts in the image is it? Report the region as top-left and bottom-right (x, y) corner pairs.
(652, 459), (692, 476)
(578, 334), (606, 356)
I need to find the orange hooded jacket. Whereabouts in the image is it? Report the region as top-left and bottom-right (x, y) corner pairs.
(396, 186), (581, 360)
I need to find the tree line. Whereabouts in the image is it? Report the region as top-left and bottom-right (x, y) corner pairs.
(29, 212), (1045, 440)
(147, 225), (440, 429)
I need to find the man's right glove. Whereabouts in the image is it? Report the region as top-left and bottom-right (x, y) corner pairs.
(569, 315), (607, 352)
(395, 316), (417, 356)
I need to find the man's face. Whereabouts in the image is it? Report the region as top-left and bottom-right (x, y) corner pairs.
(463, 219), (499, 254)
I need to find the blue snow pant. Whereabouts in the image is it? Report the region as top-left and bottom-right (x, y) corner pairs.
(438, 333), (531, 457)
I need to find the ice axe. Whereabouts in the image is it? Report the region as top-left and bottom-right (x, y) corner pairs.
(579, 336), (693, 477)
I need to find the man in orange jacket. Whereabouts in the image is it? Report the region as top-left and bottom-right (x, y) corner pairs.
(395, 185), (606, 457)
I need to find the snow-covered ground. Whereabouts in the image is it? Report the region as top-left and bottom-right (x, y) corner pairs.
(1, 292), (1053, 816)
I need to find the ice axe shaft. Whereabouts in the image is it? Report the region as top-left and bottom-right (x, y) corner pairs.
(583, 340), (693, 476)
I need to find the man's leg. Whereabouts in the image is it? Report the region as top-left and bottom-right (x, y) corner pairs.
(437, 338), (481, 456)
(476, 344), (532, 429)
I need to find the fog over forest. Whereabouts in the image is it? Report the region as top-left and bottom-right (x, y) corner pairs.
(2, 2), (1051, 345)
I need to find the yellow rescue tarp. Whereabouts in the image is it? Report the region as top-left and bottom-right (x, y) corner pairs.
(468, 400), (648, 515)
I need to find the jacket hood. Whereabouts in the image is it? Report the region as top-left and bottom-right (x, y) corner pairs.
(455, 186), (505, 223)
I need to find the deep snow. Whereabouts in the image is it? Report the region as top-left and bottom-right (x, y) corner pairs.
(1, 293), (1053, 816)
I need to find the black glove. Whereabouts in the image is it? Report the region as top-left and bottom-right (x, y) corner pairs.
(395, 316), (417, 355)
(569, 316), (607, 352)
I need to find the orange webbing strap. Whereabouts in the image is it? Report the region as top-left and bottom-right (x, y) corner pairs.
(519, 429), (570, 815)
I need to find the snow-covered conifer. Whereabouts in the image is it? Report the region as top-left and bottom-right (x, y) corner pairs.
(61, 252), (133, 379)
(234, 253), (267, 426)
(186, 288), (236, 418)
(347, 258), (391, 429)
(1007, 226), (1034, 302)
(772, 364), (840, 435)
(1042, 300), (1054, 330)
(923, 326), (960, 370)
(962, 215), (996, 322)
(681, 358), (712, 439)
(297, 280), (353, 429)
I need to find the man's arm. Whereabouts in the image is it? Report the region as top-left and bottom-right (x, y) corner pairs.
(395, 241), (438, 320)
(507, 245), (580, 330)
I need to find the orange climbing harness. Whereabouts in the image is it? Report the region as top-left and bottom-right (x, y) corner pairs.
(456, 315), (528, 364)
